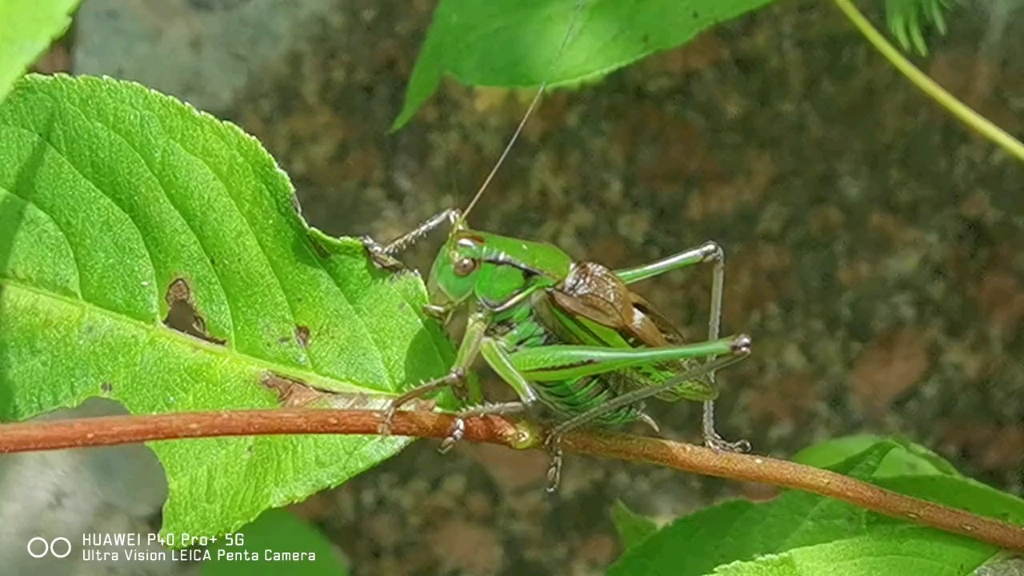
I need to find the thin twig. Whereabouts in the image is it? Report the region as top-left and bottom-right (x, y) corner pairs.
(833, 0), (1024, 163)
(0, 408), (1021, 551)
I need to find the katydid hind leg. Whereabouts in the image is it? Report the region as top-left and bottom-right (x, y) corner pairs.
(540, 341), (749, 492)
(696, 241), (750, 453)
(616, 241), (748, 452)
(541, 412), (667, 493)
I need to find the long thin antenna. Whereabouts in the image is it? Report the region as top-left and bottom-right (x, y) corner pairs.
(460, 0), (587, 222)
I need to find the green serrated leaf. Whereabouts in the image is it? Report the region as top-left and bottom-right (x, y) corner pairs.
(610, 439), (1019, 576)
(0, 75), (455, 538)
(202, 508), (348, 575)
(708, 529), (993, 576)
(874, 474), (1024, 528)
(608, 442), (899, 576)
(908, 6), (928, 56)
(393, 0), (780, 129)
(612, 500), (660, 550)
(927, 0), (948, 35)
(883, 0), (955, 56)
(0, 0), (80, 104)
(792, 435), (962, 478)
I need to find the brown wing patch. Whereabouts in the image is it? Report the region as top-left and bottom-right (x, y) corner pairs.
(554, 261), (682, 347)
(551, 261), (708, 402)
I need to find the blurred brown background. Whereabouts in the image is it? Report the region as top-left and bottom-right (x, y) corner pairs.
(30, 0), (1024, 574)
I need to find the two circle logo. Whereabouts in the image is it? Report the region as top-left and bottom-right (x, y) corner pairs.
(26, 537), (71, 559)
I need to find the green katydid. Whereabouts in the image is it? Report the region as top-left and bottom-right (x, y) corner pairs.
(364, 2), (753, 491)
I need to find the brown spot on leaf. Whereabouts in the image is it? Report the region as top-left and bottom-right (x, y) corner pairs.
(295, 325), (311, 348)
(260, 372), (323, 408)
(260, 372), (432, 412)
(849, 328), (931, 414)
(163, 278), (226, 345)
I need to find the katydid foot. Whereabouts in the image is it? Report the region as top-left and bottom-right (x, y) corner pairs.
(360, 236), (405, 271)
(542, 409), (661, 493)
(437, 401), (528, 454)
(543, 433), (564, 493)
(378, 369), (467, 436)
(700, 399), (751, 453)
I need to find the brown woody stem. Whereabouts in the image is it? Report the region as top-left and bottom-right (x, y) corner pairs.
(0, 408), (1021, 551)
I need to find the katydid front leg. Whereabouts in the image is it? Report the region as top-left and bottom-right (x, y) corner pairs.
(361, 209), (462, 269)
(433, 336), (543, 451)
(378, 306), (487, 436)
(616, 241), (747, 453)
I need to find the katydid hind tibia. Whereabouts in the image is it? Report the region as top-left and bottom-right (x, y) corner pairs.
(363, 2), (753, 491)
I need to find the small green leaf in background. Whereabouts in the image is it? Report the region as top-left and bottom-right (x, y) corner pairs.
(885, 0), (951, 56)
(393, 0), (780, 129)
(791, 434), (962, 478)
(202, 508), (348, 576)
(608, 438), (1024, 576)
(0, 75), (455, 538)
(612, 500), (660, 550)
(710, 529), (994, 576)
(0, 0), (80, 103)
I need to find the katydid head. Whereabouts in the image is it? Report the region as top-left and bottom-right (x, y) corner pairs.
(427, 230), (487, 307)
(426, 228), (572, 312)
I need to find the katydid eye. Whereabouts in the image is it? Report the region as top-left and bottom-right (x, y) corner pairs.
(453, 257), (478, 276)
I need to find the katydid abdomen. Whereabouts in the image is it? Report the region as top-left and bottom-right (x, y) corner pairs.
(489, 296), (649, 427)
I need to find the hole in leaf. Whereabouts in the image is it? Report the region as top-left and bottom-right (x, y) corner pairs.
(163, 278), (227, 345)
